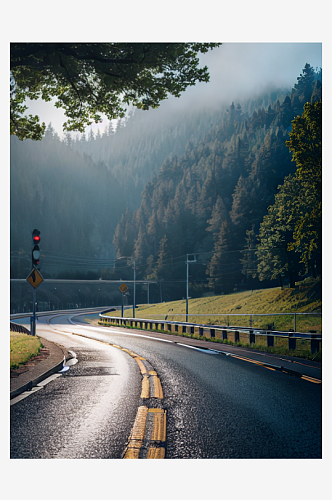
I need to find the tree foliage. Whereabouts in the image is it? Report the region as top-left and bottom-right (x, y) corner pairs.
(256, 175), (304, 286)
(10, 42), (221, 140)
(286, 100), (322, 267)
(256, 100), (322, 281)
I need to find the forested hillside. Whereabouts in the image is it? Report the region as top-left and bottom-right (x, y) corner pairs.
(10, 64), (321, 307)
(112, 64), (322, 300)
(10, 128), (123, 277)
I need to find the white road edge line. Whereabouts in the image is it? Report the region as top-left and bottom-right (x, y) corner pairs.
(10, 374), (62, 406)
(68, 320), (175, 343)
(175, 342), (220, 354)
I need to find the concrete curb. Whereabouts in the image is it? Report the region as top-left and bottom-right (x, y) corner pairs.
(10, 357), (66, 400)
(10, 337), (69, 400)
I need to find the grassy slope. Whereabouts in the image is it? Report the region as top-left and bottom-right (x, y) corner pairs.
(116, 278), (322, 333)
(10, 332), (42, 369)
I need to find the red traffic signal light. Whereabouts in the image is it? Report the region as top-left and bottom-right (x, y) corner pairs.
(32, 229), (41, 268)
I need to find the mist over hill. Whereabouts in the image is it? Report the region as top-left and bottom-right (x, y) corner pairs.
(10, 61), (321, 310)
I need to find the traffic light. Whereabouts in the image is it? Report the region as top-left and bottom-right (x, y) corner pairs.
(32, 229), (41, 268)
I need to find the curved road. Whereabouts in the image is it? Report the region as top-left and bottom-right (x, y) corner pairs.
(10, 312), (322, 459)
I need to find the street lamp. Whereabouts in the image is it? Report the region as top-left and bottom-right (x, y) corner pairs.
(186, 254), (197, 322)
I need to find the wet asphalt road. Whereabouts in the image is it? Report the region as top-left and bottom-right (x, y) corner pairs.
(10, 313), (322, 459)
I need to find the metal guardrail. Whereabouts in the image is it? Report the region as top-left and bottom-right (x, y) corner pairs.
(103, 311), (321, 333)
(98, 312), (322, 355)
(10, 322), (31, 335)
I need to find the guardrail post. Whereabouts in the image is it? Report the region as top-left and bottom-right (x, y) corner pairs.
(199, 327), (203, 337)
(210, 328), (215, 338)
(266, 331), (274, 347)
(222, 329), (227, 341)
(310, 331), (320, 354)
(249, 330), (255, 344)
(288, 329), (296, 350)
(235, 331), (239, 343)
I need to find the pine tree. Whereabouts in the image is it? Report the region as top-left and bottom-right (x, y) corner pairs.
(206, 220), (239, 294)
(206, 196), (228, 239)
(255, 174), (304, 287)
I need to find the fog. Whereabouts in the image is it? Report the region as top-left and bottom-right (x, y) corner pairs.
(25, 42), (322, 138)
(195, 42), (322, 103)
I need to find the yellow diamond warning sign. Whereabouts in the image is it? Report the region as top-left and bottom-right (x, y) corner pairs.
(26, 268), (44, 289)
(119, 283), (128, 293)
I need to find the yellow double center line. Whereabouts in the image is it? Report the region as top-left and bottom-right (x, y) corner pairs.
(120, 348), (166, 459)
(230, 353), (321, 384)
(123, 406), (167, 459)
(71, 333), (167, 458)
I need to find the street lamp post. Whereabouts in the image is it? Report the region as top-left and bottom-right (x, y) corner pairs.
(133, 259), (136, 318)
(186, 254), (197, 322)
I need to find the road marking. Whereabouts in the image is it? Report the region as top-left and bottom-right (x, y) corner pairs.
(149, 408), (167, 442)
(230, 353), (321, 383)
(149, 371), (164, 399)
(70, 332), (167, 458)
(10, 386), (43, 405)
(176, 342), (220, 354)
(36, 373), (62, 387)
(301, 375), (321, 384)
(141, 375), (150, 398)
(147, 447), (165, 459)
(134, 357), (147, 375)
(10, 373), (62, 406)
(123, 406), (148, 459)
(123, 407), (167, 459)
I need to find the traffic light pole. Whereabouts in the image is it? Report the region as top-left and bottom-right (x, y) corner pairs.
(30, 229), (41, 336)
(133, 260), (136, 319)
(186, 257), (189, 322)
(32, 288), (36, 336)
(186, 254), (197, 323)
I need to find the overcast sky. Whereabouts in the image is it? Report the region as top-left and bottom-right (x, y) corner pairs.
(25, 42), (322, 138)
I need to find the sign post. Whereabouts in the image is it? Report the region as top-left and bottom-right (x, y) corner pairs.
(26, 267), (44, 336)
(119, 283), (128, 317)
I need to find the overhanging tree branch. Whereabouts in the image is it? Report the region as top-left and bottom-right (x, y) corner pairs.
(10, 42), (221, 140)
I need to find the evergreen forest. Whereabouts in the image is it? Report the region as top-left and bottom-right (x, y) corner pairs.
(10, 64), (322, 311)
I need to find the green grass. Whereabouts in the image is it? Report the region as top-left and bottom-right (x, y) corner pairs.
(107, 278), (322, 334)
(10, 332), (42, 369)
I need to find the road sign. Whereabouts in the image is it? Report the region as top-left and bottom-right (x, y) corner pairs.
(26, 268), (44, 289)
(119, 283), (128, 293)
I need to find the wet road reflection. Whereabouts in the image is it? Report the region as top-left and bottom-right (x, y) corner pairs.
(10, 312), (322, 459)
